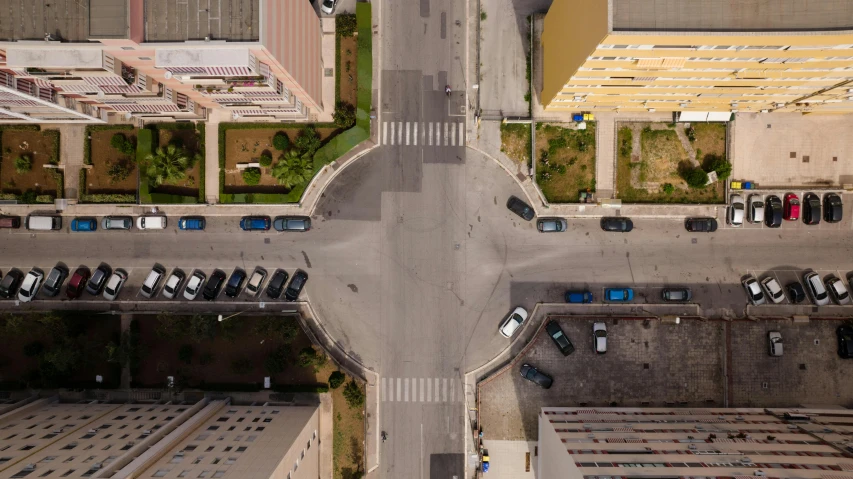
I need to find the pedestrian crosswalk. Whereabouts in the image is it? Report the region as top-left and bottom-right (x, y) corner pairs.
(382, 121), (466, 147)
(380, 377), (462, 403)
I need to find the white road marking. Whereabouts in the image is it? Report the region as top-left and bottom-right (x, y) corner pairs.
(419, 378), (424, 402)
(444, 123), (449, 146)
(382, 121), (388, 145)
(434, 378), (439, 402)
(390, 122), (395, 145)
(428, 122), (433, 146)
(458, 122), (464, 145)
(434, 122), (440, 145)
(404, 378), (409, 402)
(396, 377), (401, 402)
(411, 377), (417, 402)
(405, 122), (410, 145)
(413, 122), (418, 146)
(442, 378), (448, 402)
(450, 123), (456, 146)
(397, 122), (402, 145)
(381, 377), (386, 402)
(450, 378), (455, 402)
(426, 377), (432, 402)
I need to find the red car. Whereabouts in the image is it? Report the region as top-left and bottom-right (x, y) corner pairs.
(65, 267), (91, 299)
(784, 193), (800, 221)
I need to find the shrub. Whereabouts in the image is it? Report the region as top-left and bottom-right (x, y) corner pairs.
(230, 356), (253, 375)
(80, 194), (136, 203)
(619, 128), (633, 158)
(272, 132), (290, 151)
(242, 167), (261, 185)
(336, 14), (357, 36)
(14, 154), (32, 173)
(107, 161), (134, 184)
(662, 183), (675, 195)
(23, 341), (44, 357)
(329, 371), (346, 389)
(259, 153), (273, 167)
(298, 347), (326, 369)
(264, 345), (290, 375)
(343, 380), (365, 409)
(199, 352), (215, 366)
(547, 137), (567, 156)
(110, 133), (136, 155)
(682, 167), (709, 189)
(686, 126), (696, 142)
(706, 155), (732, 181)
(333, 101), (356, 129)
(20, 190), (37, 203)
(178, 344), (194, 364)
(294, 127), (322, 156)
(254, 316), (301, 344)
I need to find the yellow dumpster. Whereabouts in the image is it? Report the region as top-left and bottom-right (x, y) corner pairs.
(584, 113), (595, 121)
(731, 181), (742, 189)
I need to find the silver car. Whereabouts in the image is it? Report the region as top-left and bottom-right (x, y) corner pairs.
(102, 216), (133, 230)
(742, 276), (765, 305)
(803, 272), (829, 306)
(729, 194), (745, 227)
(536, 218), (568, 233)
(748, 194), (764, 224)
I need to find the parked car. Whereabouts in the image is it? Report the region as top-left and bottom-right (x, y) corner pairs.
(537, 218), (567, 233)
(837, 325), (853, 358)
(684, 217), (717, 233)
(824, 193), (843, 223)
(662, 288), (691, 302)
(139, 264), (165, 298)
(265, 269), (289, 299)
(764, 195), (782, 228)
(137, 215), (167, 230)
(787, 282), (807, 304)
(742, 276), (765, 305)
(86, 263), (112, 296)
(826, 276), (851, 305)
(245, 267), (268, 296)
(273, 216), (312, 232)
(593, 322), (607, 354)
(320, 0), (338, 15)
(803, 272), (829, 306)
(748, 194), (764, 224)
(601, 217), (633, 232)
(161, 269), (186, 299)
(783, 193), (800, 221)
(225, 269), (247, 298)
(240, 216), (271, 231)
(71, 217), (97, 232)
(768, 331), (783, 357)
(183, 270), (207, 301)
(545, 321), (574, 356)
(802, 193), (821, 225)
(103, 269), (128, 301)
(565, 291), (593, 303)
(41, 264), (68, 297)
(101, 216), (133, 230)
(728, 194), (744, 227)
(65, 267), (91, 299)
(284, 270), (308, 301)
(499, 307), (528, 338)
(16, 268), (43, 302)
(0, 215), (21, 228)
(202, 269), (227, 301)
(760, 277), (785, 304)
(605, 288), (633, 302)
(178, 216), (206, 231)
(506, 196), (534, 221)
(519, 364), (552, 389)
(0, 269), (23, 299)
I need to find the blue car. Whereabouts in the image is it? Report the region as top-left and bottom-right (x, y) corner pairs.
(240, 216), (271, 231)
(604, 288), (634, 302)
(565, 291), (593, 303)
(178, 216), (206, 231)
(71, 217), (97, 232)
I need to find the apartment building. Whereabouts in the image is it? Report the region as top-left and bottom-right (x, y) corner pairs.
(0, 0), (323, 123)
(538, 406), (853, 479)
(541, 0), (853, 114)
(0, 396), (320, 479)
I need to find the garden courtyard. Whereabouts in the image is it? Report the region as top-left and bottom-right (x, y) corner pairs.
(0, 127), (62, 204)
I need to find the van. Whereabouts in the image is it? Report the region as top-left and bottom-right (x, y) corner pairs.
(137, 216), (167, 230)
(0, 216), (21, 228)
(26, 215), (62, 231)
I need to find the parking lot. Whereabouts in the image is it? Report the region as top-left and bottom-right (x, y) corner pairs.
(721, 189), (849, 231)
(478, 317), (853, 440)
(744, 267), (853, 308)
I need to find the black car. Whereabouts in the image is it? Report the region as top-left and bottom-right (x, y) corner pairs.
(266, 269), (289, 299)
(685, 217), (717, 233)
(824, 193), (843, 223)
(41, 264), (68, 297)
(837, 325), (853, 359)
(0, 269), (24, 298)
(545, 321), (574, 356)
(519, 363), (553, 389)
(601, 217), (633, 232)
(786, 282), (806, 304)
(85, 263), (112, 296)
(764, 195), (782, 228)
(203, 269), (227, 301)
(224, 269), (247, 298)
(802, 193), (821, 225)
(662, 288), (692, 302)
(506, 196), (535, 221)
(284, 270), (308, 301)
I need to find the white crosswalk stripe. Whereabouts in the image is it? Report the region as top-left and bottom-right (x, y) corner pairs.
(397, 121), (402, 145)
(381, 377), (461, 403)
(381, 121), (465, 147)
(390, 121), (395, 145)
(413, 122), (418, 146)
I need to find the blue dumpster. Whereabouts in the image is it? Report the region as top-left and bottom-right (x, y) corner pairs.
(572, 114), (584, 122)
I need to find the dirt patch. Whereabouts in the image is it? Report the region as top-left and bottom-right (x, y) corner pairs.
(89, 128), (139, 194)
(0, 129), (61, 198)
(317, 360), (366, 479)
(339, 35), (358, 106)
(534, 122), (596, 203)
(500, 123), (531, 165)
(692, 123), (727, 165)
(152, 128), (202, 195)
(224, 127), (337, 194)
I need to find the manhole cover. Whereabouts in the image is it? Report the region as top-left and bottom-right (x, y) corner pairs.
(643, 363), (650, 369)
(264, 238), (270, 244)
(762, 382), (768, 389)
(814, 339), (820, 345)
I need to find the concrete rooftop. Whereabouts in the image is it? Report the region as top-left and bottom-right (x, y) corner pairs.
(612, 0), (853, 32)
(0, 0), (127, 42)
(145, 0), (259, 42)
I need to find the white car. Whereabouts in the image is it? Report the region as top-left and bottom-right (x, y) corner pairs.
(803, 272), (829, 306)
(103, 269), (128, 301)
(183, 270), (206, 300)
(729, 194), (745, 227)
(320, 0), (337, 15)
(161, 270), (186, 299)
(826, 276), (850, 305)
(17, 268), (44, 302)
(742, 276), (765, 305)
(137, 215), (167, 230)
(748, 194), (764, 224)
(499, 307), (528, 338)
(760, 277), (785, 304)
(768, 331), (783, 357)
(593, 322), (607, 354)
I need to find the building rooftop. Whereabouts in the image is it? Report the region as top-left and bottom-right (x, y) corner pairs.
(612, 0), (853, 32)
(144, 0), (259, 42)
(0, 0), (128, 42)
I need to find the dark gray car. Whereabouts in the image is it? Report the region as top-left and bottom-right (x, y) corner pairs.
(662, 288), (692, 302)
(42, 264), (68, 297)
(273, 216), (312, 232)
(86, 263), (112, 296)
(102, 216), (133, 230)
(601, 217), (633, 232)
(537, 218), (568, 233)
(506, 196), (535, 221)
(519, 364), (552, 389)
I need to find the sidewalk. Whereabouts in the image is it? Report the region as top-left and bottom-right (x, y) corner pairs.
(204, 120), (220, 204)
(52, 124), (85, 200)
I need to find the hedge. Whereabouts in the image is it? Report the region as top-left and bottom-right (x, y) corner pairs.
(271, 383), (329, 393)
(80, 194), (136, 203)
(146, 122), (196, 131)
(136, 128), (155, 163)
(193, 382), (262, 392)
(42, 129), (60, 164)
(356, 2), (373, 135)
(79, 169), (87, 196)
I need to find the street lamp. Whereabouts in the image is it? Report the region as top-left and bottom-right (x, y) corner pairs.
(218, 311), (248, 322)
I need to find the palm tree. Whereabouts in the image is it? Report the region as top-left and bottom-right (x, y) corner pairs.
(272, 150), (314, 188)
(144, 145), (194, 187)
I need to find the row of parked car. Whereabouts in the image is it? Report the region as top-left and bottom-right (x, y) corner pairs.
(0, 264), (308, 303)
(563, 287), (692, 304)
(728, 192), (843, 228)
(0, 215), (312, 232)
(742, 271), (851, 306)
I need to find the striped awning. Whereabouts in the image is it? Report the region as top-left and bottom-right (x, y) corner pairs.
(0, 98), (41, 107)
(205, 66), (253, 76)
(0, 111), (19, 120)
(230, 109), (298, 116)
(84, 76), (128, 86)
(165, 67), (205, 74)
(106, 103), (180, 112)
(32, 78), (53, 89)
(56, 84), (100, 93)
(99, 84), (142, 94)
